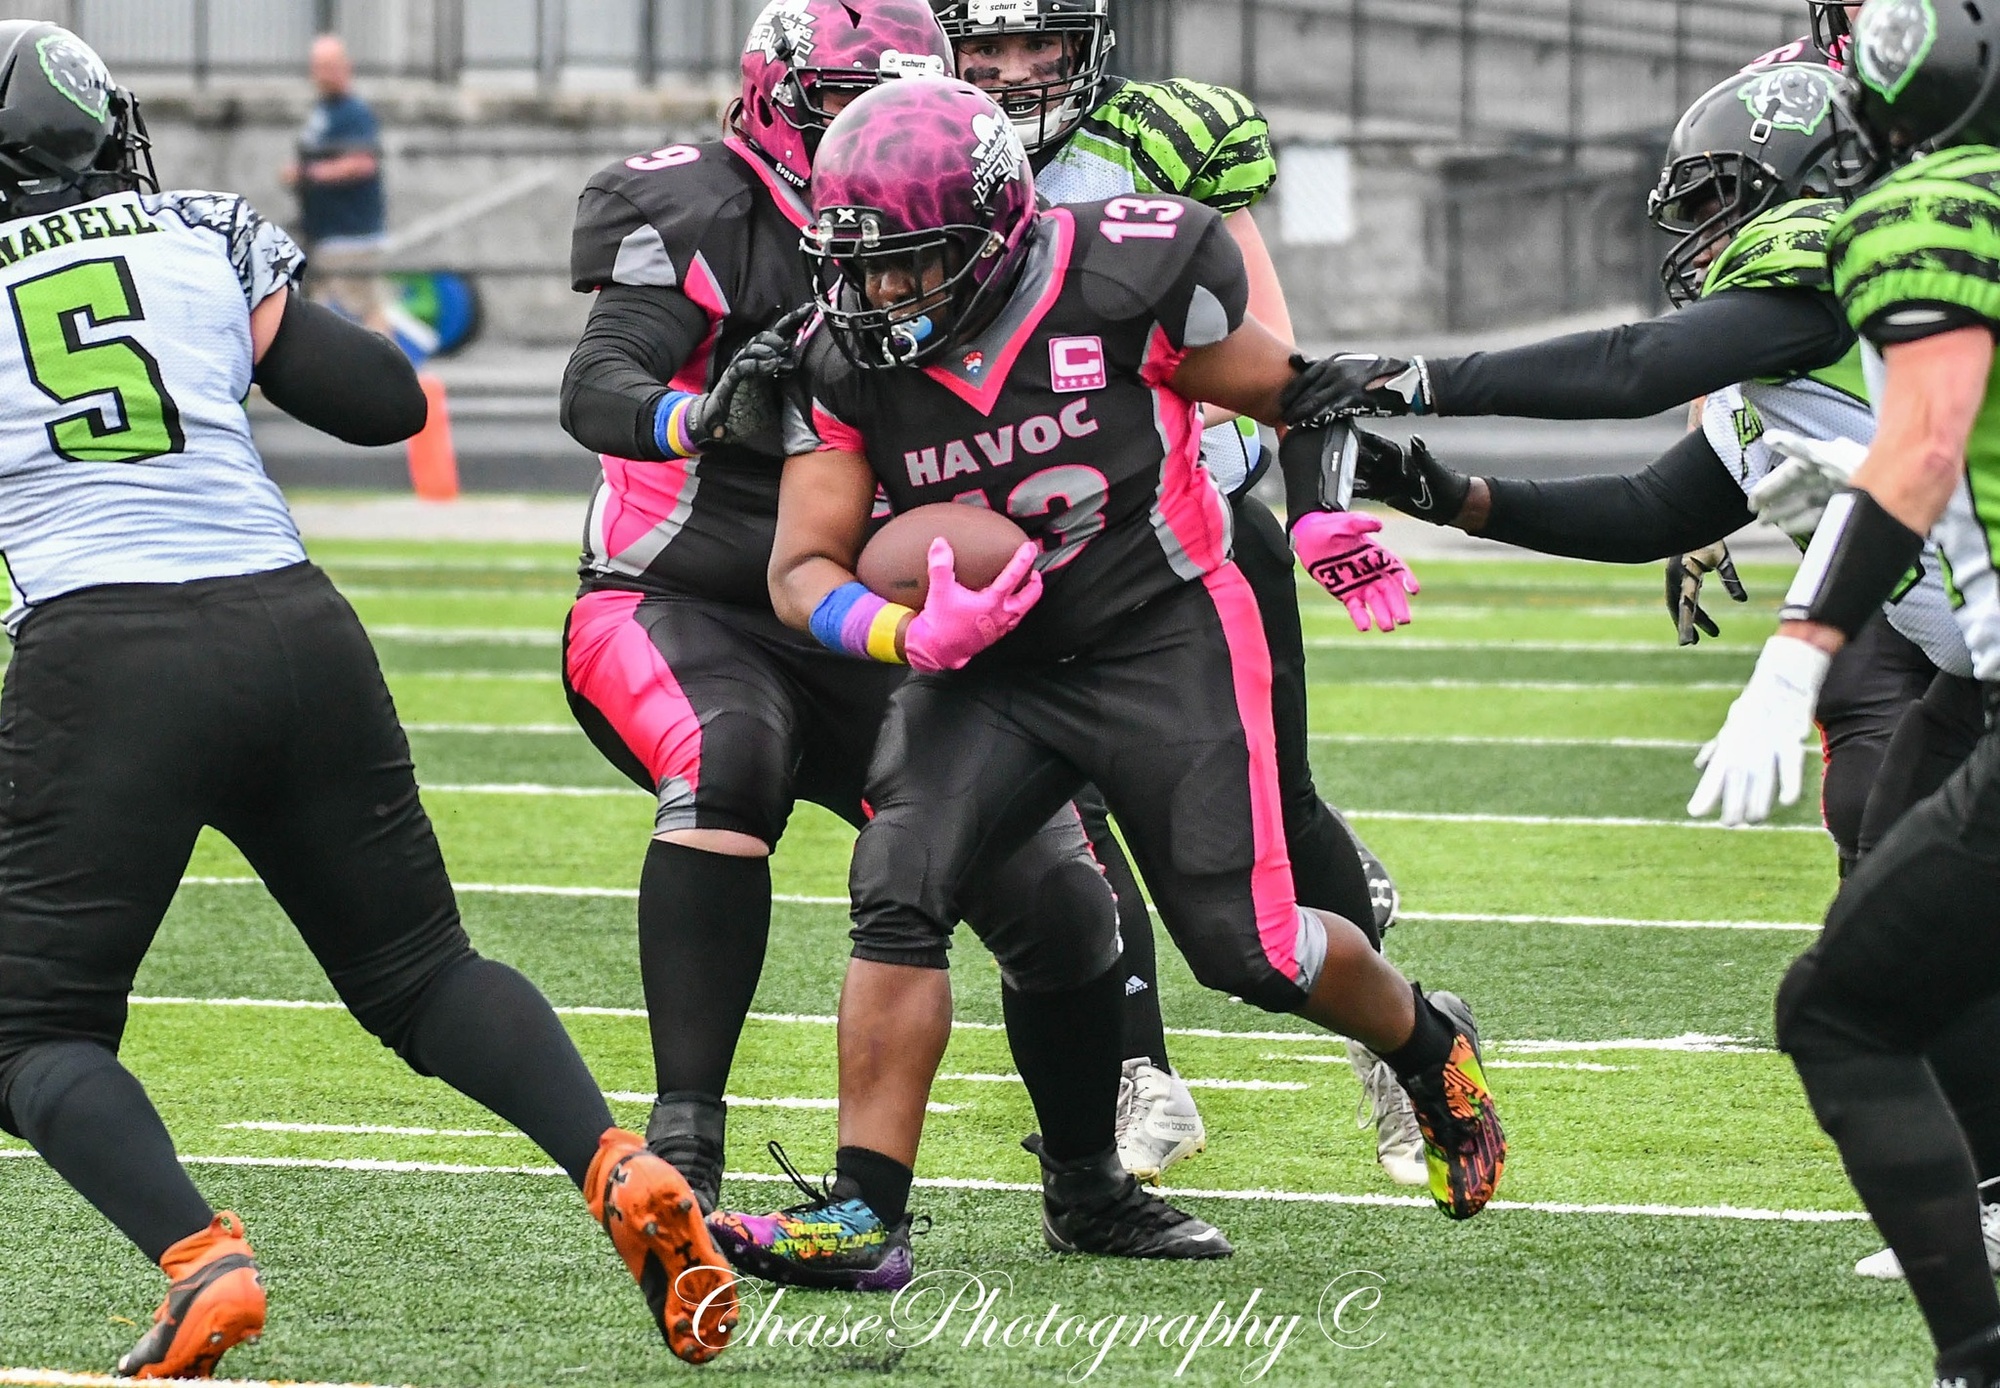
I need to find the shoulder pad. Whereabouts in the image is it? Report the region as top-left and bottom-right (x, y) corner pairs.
(571, 140), (756, 293)
(1702, 198), (1838, 298)
(1833, 153), (2000, 334)
(1077, 79), (1273, 212)
(1071, 197), (1225, 316)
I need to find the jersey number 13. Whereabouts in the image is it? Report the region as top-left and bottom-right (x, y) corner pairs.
(9, 256), (185, 464)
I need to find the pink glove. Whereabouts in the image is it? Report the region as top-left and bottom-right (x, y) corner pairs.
(1290, 510), (1420, 633)
(902, 538), (1044, 672)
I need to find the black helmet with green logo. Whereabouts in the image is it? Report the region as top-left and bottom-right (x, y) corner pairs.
(1844, 0), (2000, 163)
(0, 22), (155, 218)
(1648, 62), (1867, 303)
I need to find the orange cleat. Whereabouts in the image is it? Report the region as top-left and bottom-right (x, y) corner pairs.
(115, 1211), (266, 1379)
(586, 1128), (740, 1363)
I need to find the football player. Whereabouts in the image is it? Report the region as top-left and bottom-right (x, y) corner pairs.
(559, 0), (1226, 1276)
(708, 78), (1503, 1291)
(1682, 6), (2000, 1381)
(930, 0), (1420, 1189)
(0, 23), (736, 1376)
(1297, 63), (2000, 1286)
(1286, 61), (1965, 881)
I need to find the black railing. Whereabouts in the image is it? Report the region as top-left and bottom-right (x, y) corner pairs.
(57, 0), (1802, 147)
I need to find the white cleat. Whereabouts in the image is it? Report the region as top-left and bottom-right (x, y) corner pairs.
(1855, 1201), (2000, 1280)
(1116, 1059), (1206, 1184)
(1347, 1038), (1428, 1186)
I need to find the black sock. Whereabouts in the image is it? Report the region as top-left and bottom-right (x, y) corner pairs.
(1074, 795), (1170, 1070)
(405, 955), (615, 1189)
(1930, 995), (2000, 1192)
(1003, 965), (1124, 1164)
(1, 1040), (213, 1263)
(638, 840), (772, 1098)
(1380, 984), (1455, 1079)
(1291, 802), (1381, 952)
(1796, 1053), (2000, 1353)
(832, 1145), (913, 1225)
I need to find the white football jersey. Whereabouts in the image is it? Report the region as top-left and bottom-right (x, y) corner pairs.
(0, 188), (308, 633)
(1704, 372), (1974, 677)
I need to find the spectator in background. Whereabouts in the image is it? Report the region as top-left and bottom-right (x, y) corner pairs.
(282, 34), (389, 333)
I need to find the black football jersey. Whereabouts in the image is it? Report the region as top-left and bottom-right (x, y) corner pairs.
(569, 137), (816, 607)
(792, 196), (1250, 662)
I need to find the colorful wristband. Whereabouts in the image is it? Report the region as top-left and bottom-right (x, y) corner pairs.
(809, 582), (912, 664)
(653, 390), (702, 459)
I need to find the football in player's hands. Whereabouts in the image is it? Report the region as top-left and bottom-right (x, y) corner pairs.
(857, 502), (1033, 608)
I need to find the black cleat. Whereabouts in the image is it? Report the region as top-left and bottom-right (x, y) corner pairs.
(1937, 1325), (2000, 1388)
(646, 1092), (726, 1216)
(1023, 1135), (1233, 1259)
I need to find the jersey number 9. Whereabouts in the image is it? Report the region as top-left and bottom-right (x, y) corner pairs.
(10, 257), (186, 465)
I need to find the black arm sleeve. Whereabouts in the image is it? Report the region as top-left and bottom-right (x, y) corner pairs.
(1426, 289), (1854, 419)
(559, 284), (711, 461)
(1478, 428), (1755, 563)
(251, 293), (428, 446)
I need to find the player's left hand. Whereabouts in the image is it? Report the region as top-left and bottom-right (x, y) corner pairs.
(901, 538), (1043, 672)
(1687, 634), (1830, 826)
(1665, 542), (1748, 646)
(1290, 510), (1421, 633)
(1281, 353), (1430, 425)
(685, 303), (816, 450)
(1749, 430), (1869, 535)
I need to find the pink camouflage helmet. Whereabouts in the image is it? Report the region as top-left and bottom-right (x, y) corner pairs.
(734, 0), (955, 188)
(806, 77), (1038, 368)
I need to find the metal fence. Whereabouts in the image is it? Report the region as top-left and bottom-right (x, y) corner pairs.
(34, 0), (1805, 144)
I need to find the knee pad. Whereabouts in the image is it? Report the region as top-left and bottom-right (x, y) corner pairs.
(972, 852), (1121, 995)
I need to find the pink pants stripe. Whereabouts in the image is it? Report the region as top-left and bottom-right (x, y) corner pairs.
(1201, 563), (1304, 984)
(564, 589), (703, 794)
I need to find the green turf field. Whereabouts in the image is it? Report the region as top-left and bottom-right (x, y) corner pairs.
(0, 539), (1938, 1387)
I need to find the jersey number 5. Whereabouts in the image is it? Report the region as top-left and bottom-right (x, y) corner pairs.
(10, 257), (185, 464)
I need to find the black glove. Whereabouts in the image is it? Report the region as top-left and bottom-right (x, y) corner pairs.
(674, 303), (815, 452)
(1281, 352), (1431, 426)
(1349, 429), (1470, 525)
(1665, 541), (1749, 646)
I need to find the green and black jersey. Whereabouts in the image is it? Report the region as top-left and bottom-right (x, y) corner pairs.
(1037, 77), (1276, 212)
(1833, 146), (2000, 680)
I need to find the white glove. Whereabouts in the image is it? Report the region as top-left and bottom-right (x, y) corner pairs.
(1748, 430), (1869, 535)
(1688, 634), (1831, 827)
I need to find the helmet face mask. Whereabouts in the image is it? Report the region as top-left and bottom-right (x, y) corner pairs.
(1647, 62), (1870, 304)
(932, 0), (1114, 154)
(806, 78), (1039, 370)
(1808, 2), (1856, 61)
(808, 215), (994, 366)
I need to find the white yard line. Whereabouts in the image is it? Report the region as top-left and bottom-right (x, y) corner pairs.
(1321, 679), (1745, 691)
(602, 1091), (961, 1113)
(0, 1149), (1861, 1224)
(370, 627), (559, 646)
(936, 1073), (1309, 1092)
(122, 995), (1774, 1054)
(177, 877), (1824, 931)
(1312, 732), (1709, 750)
(405, 723), (577, 735)
(1258, 1052), (1623, 1072)
(0, 1369), (414, 1388)
(1307, 638), (1756, 655)
(224, 1122), (520, 1138)
(377, 784), (1832, 835)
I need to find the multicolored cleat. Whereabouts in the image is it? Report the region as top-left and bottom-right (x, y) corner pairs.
(115, 1211), (266, 1380)
(706, 1145), (916, 1292)
(1400, 990), (1506, 1220)
(586, 1127), (741, 1364)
